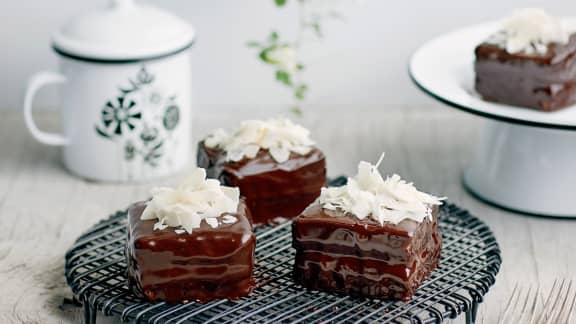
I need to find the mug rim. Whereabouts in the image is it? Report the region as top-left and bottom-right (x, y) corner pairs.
(52, 40), (195, 64)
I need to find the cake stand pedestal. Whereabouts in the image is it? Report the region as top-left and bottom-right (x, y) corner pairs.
(464, 120), (576, 217)
(409, 20), (576, 217)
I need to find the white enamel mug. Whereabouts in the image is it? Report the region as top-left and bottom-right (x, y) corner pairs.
(22, 0), (195, 182)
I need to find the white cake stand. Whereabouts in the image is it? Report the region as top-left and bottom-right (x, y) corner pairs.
(409, 21), (576, 217)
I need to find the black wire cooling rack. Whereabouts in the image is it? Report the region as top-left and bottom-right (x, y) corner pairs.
(65, 179), (501, 324)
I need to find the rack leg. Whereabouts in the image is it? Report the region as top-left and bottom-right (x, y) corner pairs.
(465, 310), (473, 324)
(465, 301), (479, 324)
(83, 302), (97, 324)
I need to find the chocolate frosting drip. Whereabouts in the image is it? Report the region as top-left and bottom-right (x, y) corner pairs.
(197, 141), (326, 225)
(126, 200), (256, 303)
(474, 34), (576, 111)
(292, 203), (441, 301)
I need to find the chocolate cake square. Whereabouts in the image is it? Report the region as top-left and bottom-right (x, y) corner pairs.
(474, 34), (576, 111)
(126, 200), (255, 303)
(292, 203), (441, 301)
(197, 142), (326, 225)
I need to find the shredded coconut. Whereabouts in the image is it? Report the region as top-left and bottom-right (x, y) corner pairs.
(487, 8), (572, 55)
(203, 118), (315, 163)
(319, 153), (445, 225)
(141, 168), (240, 234)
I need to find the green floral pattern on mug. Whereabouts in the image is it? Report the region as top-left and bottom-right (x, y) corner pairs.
(94, 66), (180, 167)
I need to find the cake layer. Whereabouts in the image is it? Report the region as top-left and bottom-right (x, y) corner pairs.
(127, 276), (254, 304)
(126, 201), (256, 303)
(197, 142), (326, 225)
(295, 251), (417, 282)
(294, 253), (413, 300)
(474, 34), (576, 111)
(292, 204), (441, 301)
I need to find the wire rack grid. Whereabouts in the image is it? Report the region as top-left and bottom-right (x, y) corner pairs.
(65, 183), (501, 324)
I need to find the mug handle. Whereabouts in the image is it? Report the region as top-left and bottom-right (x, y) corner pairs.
(23, 71), (69, 146)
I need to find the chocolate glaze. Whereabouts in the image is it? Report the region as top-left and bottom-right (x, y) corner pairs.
(474, 34), (576, 111)
(292, 203), (441, 301)
(126, 200), (256, 303)
(197, 142), (326, 225)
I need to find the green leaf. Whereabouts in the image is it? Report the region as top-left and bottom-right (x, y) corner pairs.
(261, 47), (282, 65)
(259, 46), (277, 63)
(290, 106), (303, 116)
(309, 22), (323, 38)
(274, 0), (287, 6)
(294, 84), (308, 100)
(275, 70), (292, 86)
(246, 41), (261, 48)
(296, 63), (305, 71)
(269, 31), (279, 42)
(259, 48), (269, 62)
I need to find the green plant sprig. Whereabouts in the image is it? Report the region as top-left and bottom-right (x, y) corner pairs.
(248, 0), (334, 116)
(248, 30), (307, 115)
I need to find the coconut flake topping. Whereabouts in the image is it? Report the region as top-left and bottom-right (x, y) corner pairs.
(203, 118), (315, 163)
(487, 8), (572, 55)
(319, 153), (445, 225)
(141, 168), (239, 234)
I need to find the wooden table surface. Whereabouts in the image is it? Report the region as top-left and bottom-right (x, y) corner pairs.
(1, 107), (575, 323)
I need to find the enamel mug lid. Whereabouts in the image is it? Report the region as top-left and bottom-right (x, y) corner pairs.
(52, 0), (195, 61)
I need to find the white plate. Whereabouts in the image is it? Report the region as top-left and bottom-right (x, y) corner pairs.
(409, 21), (576, 130)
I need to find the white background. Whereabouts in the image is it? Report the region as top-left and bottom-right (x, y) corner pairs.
(1, 0), (575, 112)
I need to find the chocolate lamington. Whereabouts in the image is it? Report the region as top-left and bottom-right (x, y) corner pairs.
(292, 204), (441, 301)
(197, 118), (326, 225)
(126, 200), (255, 303)
(474, 9), (576, 111)
(292, 156), (443, 301)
